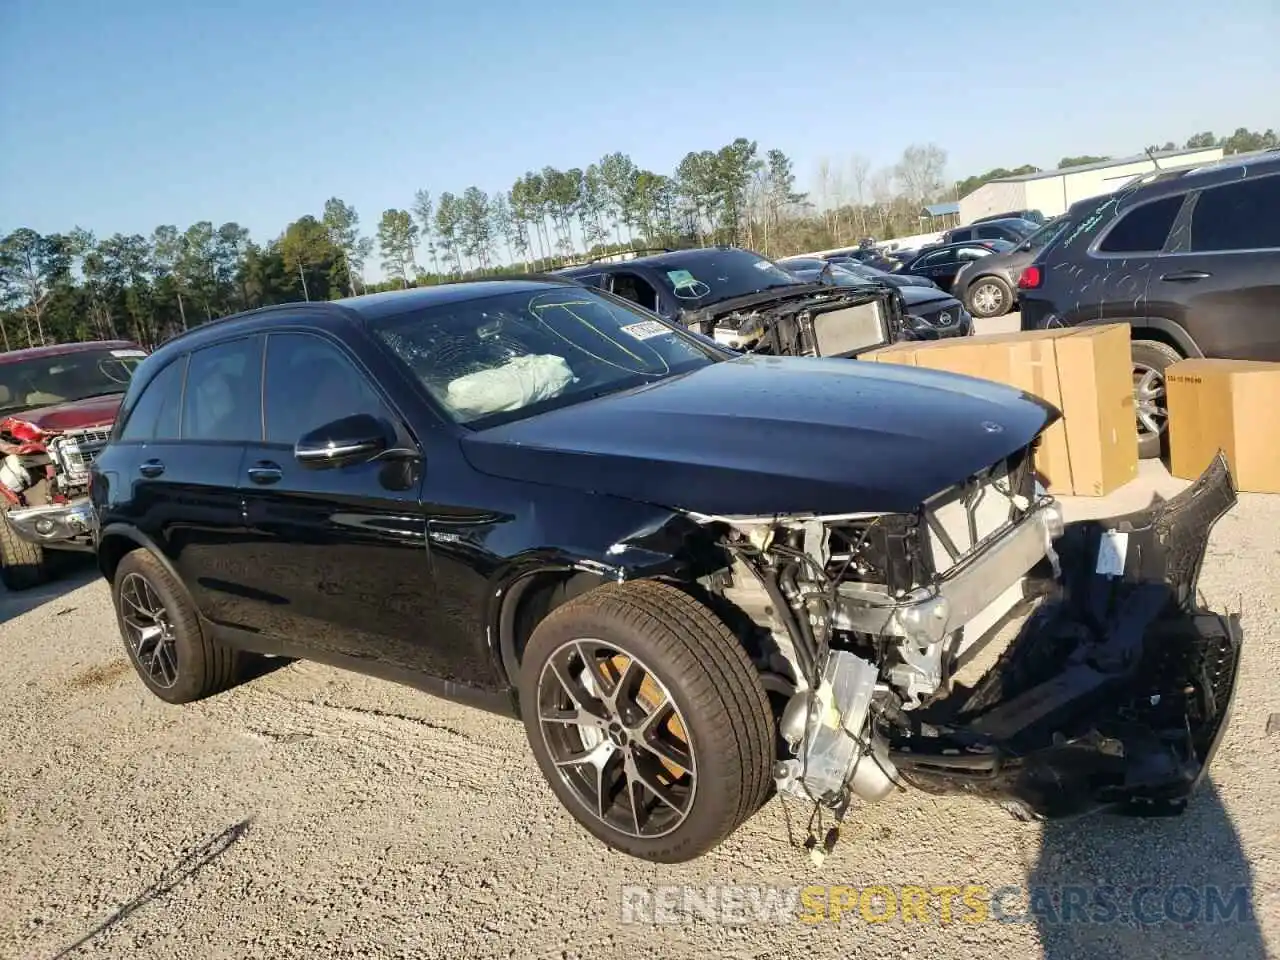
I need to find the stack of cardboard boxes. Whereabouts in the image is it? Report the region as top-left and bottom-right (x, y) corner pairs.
(863, 324), (1138, 497)
(1166, 359), (1280, 493)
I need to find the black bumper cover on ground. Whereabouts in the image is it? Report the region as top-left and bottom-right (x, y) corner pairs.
(889, 454), (1241, 819)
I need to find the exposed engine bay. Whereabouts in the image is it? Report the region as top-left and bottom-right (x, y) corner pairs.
(692, 450), (1240, 846)
(684, 285), (903, 358)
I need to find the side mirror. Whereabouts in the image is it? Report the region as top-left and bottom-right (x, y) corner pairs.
(294, 413), (389, 469)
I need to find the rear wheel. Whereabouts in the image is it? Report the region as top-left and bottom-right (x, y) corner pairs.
(0, 512), (49, 591)
(519, 579), (774, 863)
(1131, 339), (1182, 461)
(112, 549), (243, 703)
(966, 276), (1012, 319)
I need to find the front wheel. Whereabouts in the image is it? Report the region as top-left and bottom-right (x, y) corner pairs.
(519, 580), (775, 863)
(965, 276), (1012, 319)
(1131, 339), (1182, 460)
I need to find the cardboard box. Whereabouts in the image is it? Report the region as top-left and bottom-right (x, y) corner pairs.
(1166, 359), (1280, 493)
(863, 325), (1138, 496)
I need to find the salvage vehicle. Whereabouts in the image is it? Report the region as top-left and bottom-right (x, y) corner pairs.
(552, 246), (902, 356)
(91, 280), (1241, 864)
(778, 258), (974, 340)
(777, 255), (941, 291)
(896, 239), (1016, 294)
(950, 215), (1073, 319)
(1019, 149), (1280, 459)
(1, 340), (147, 589)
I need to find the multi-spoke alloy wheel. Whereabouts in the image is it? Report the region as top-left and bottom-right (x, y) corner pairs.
(519, 580), (775, 863)
(1133, 362), (1168, 444)
(118, 571), (180, 689)
(110, 548), (242, 704)
(537, 639), (696, 839)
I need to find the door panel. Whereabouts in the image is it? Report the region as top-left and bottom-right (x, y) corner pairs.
(235, 331), (460, 679)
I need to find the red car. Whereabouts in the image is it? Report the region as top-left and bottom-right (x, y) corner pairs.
(0, 340), (148, 589)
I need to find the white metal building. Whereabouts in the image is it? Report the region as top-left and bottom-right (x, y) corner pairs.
(957, 147), (1225, 225)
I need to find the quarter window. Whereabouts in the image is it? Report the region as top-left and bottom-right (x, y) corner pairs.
(118, 356), (185, 442)
(262, 333), (391, 445)
(1190, 175), (1280, 252)
(181, 337), (264, 442)
(1098, 195), (1184, 253)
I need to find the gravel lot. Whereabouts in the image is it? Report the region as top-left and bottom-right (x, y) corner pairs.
(2, 318), (1277, 959)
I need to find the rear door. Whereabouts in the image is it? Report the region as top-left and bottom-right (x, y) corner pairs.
(1150, 172), (1280, 360)
(235, 330), (444, 674)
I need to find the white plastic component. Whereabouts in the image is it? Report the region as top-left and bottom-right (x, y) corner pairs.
(0, 454), (30, 495)
(445, 354), (574, 418)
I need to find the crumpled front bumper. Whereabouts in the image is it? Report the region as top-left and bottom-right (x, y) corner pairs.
(4, 499), (96, 547)
(887, 454), (1242, 819)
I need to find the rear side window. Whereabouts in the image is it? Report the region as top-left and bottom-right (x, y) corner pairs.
(1097, 195), (1184, 253)
(262, 332), (391, 445)
(949, 228), (973, 242)
(181, 337), (263, 442)
(1190, 175), (1280, 252)
(118, 356), (185, 442)
(917, 249), (956, 267)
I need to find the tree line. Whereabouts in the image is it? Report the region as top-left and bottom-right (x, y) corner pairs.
(2, 126), (1274, 352)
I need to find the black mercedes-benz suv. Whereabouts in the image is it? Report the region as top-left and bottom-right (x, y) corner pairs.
(89, 278), (1241, 864)
(1018, 150), (1280, 458)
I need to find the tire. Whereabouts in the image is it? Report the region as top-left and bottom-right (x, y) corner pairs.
(519, 579), (774, 863)
(1131, 339), (1182, 461)
(111, 549), (242, 704)
(965, 275), (1013, 319)
(0, 512), (49, 591)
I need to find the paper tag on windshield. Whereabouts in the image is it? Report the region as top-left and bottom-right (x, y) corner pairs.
(666, 269), (696, 288)
(621, 321), (669, 341)
(1095, 531), (1129, 577)
(110, 349), (147, 358)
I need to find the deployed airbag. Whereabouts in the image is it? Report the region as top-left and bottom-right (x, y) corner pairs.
(446, 354), (574, 417)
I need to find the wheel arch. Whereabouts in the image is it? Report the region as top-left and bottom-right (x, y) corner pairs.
(1077, 316), (1202, 358)
(97, 524), (180, 585)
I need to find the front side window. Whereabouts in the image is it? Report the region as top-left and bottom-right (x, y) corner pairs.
(181, 337), (263, 442)
(263, 332), (392, 444)
(949, 228), (973, 242)
(373, 285), (720, 427)
(1098, 194), (1184, 253)
(0, 345), (146, 416)
(917, 249), (957, 267)
(1190, 175), (1280, 252)
(118, 356), (185, 442)
(957, 246), (995, 261)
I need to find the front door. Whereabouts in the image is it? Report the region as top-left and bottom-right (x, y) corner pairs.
(235, 330), (441, 675)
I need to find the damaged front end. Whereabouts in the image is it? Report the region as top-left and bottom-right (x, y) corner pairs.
(684, 283), (904, 358)
(1, 415), (106, 549)
(699, 452), (1240, 829)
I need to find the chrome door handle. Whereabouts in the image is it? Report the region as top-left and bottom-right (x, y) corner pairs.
(1160, 270), (1211, 282)
(138, 459), (165, 478)
(247, 461), (283, 485)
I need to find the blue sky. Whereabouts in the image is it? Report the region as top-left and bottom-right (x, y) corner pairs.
(2, 0), (1276, 246)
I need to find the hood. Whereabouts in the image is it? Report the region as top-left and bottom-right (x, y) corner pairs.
(899, 286), (959, 309)
(2, 393), (124, 433)
(460, 355), (1059, 516)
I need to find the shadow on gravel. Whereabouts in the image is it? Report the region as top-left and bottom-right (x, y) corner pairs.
(50, 818), (254, 959)
(0, 554), (100, 627)
(1029, 781), (1265, 959)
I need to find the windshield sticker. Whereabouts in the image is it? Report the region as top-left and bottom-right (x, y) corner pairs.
(667, 269), (697, 288)
(753, 260), (775, 270)
(620, 320), (671, 341)
(110, 349), (147, 358)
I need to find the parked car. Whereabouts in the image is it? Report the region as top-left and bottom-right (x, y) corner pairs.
(553, 246), (901, 357)
(817, 246), (903, 272)
(1018, 150), (1280, 459)
(92, 280), (1240, 863)
(777, 259), (973, 340)
(971, 209), (1046, 226)
(942, 218), (1039, 246)
(951, 217), (1075, 318)
(0, 339), (148, 589)
(777, 256), (939, 290)
(896, 240), (1015, 293)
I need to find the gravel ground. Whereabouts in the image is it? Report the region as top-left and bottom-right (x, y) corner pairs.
(2, 464), (1278, 956)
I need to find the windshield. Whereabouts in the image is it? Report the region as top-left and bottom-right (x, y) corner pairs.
(0, 346), (146, 415)
(652, 249), (803, 307)
(373, 285), (721, 428)
(1018, 217), (1071, 252)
